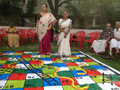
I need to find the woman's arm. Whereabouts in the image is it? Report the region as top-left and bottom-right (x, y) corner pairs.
(35, 20), (39, 33)
(66, 26), (72, 34)
(64, 26), (71, 38)
(59, 25), (67, 34)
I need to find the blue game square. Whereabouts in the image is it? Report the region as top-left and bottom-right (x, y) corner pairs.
(74, 59), (84, 62)
(91, 65), (107, 70)
(41, 58), (51, 61)
(0, 74), (11, 80)
(18, 61), (30, 64)
(72, 53), (82, 55)
(27, 68), (42, 73)
(5, 51), (15, 53)
(10, 55), (21, 59)
(0, 65), (2, 68)
(51, 52), (56, 54)
(53, 63), (67, 67)
(43, 78), (61, 86)
(32, 53), (40, 55)
(71, 70), (88, 77)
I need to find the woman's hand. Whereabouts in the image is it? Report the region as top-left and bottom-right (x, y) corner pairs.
(64, 33), (68, 38)
(48, 25), (52, 30)
(35, 29), (38, 34)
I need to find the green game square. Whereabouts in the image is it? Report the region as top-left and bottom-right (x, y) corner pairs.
(57, 71), (73, 77)
(0, 55), (11, 58)
(44, 64), (54, 66)
(90, 75), (110, 83)
(53, 60), (63, 63)
(24, 79), (43, 88)
(87, 62), (99, 65)
(42, 67), (56, 74)
(0, 68), (13, 74)
(63, 60), (72, 63)
(3, 80), (25, 89)
(42, 73), (57, 78)
(105, 74), (120, 82)
(71, 52), (79, 53)
(32, 51), (39, 53)
(68, 66), (81, 71)
(0, 61), (6, 65)
(29, 64), (42, 69)
(63, 85), (81, 90)
(80, 83), (102, 90)
(13, 53), (23, 55)
(5, 61), (18, 64)
(33, 58), (41, 60)
(81, 66), (95, 70)
(12, 68), (28, 73)
(41, 55), (50, 58)
(19, 58), (31, 61)
(51, 55), (59, 58)
(83, 57), (90, 59)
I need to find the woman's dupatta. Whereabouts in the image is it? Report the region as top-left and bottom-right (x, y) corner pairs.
(38, 13), (57, 42)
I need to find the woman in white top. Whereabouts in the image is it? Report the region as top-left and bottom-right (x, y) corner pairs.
(110, 21), (120, 57)
(57, 11), (72, 58)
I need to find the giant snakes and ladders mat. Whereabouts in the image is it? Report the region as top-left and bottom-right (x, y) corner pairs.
(0, 51), (120, 90)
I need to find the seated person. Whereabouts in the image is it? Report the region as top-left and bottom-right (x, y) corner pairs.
(110, 21), (120, 58)
(6, 23), (19, 47)
(92, 23), (114, 54)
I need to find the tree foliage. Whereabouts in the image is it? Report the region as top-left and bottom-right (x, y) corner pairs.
(26, 0), (37, 16)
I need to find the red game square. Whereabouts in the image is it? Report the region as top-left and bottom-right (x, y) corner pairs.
(83, 59), (95, 62)
(21, 55), (31, 58)
(2, 64), (16, 69)
(70, 55), (76, 57)
(114, 81), (120, 87)
(51, 57), (61, 61)
(65, 62), (78, 66)
(24, 87), (43, 90)
(1, 58), (9, 60)
(0, 53), (3, 55)
(30, 60), (42, 65)
(9, 73), (27, 80)
(60, 77), (79, 86)
(15, 51), (24, 53)
(86, 70), (102, 76)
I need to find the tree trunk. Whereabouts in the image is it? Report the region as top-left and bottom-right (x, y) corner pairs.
(92, 17), (96, 27)
(84, 17), (88, 29)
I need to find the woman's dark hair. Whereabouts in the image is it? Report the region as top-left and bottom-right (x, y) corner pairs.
(42, 3), (48, 8)
(9, 22), (14, 27)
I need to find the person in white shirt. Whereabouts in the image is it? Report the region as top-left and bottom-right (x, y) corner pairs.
(57, 11), (72, 58)
(110, 21), (120, 58)
(92, 23), (114, 54)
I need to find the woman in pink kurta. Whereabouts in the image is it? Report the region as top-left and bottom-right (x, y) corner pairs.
(35, 4), (57, 55)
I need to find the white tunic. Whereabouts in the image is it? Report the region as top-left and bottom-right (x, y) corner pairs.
(110, 28), (120, 55)
(57, 19), (72, 56)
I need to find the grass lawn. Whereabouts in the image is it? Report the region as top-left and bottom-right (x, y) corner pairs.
(0, 37), (120, 71)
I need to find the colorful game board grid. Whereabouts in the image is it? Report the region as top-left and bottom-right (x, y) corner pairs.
(0, 51), (120, 90)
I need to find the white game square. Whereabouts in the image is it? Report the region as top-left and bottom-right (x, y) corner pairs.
(44, 61), (53, 64)
(97, 69), (115, 75)
(76, 62), (89, 66)
(44, 86), (63, 90)
(57, 67), (69, 71)
(0, 80), (7, 89)
(97, 83), (120, 90)
(15, 64), (29, 69)
(26, 73), (42, 80)
(75, 76), (95, 85)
